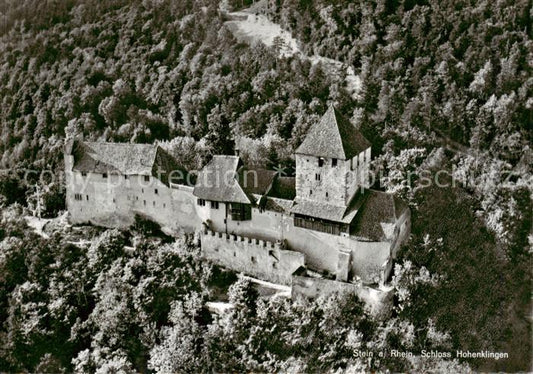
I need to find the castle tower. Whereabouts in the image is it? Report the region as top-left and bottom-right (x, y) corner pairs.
(294, 105), (371, 209)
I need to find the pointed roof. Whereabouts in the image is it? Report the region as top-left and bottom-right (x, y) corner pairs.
(296, 105), (370, 160)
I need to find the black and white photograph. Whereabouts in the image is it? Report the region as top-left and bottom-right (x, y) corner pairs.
(0, 0), (531, 372)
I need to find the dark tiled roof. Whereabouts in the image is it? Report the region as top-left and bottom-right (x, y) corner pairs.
(71, 141), (187, 185)
(291, 198), (351, 224)
(73, 141), (158, 175)
(238, 168), (277, 195)
(265, 197), (294, 213)
(193, 156), (251, 204)
(268, 176), (296, 200)
(350, 190), (408, 241)
(296, 105), (371, 160)
(291, 189), (365, 224)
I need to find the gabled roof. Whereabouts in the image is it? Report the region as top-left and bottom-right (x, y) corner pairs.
(296, 105), (371, 160)
(70, 141), (188, 186)
(72, 141), (158, 175)
(350, 190), (409, 241)
(238, 168), (277, 196)
(193, 156), (252, 204)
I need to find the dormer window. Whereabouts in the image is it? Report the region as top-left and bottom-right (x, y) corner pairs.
(332, 158), (337, 167)
(318, 158), (324, 167)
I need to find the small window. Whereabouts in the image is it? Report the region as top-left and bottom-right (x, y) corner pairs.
(153, 201), (156, 207)
(197, 198), (206, 206)
(251, 256), (256, 264)
(315, 173), (321, 181)
(154, 188), (158, 195)
(318, 158), (324, 167)
(163, 203), (166, 208)
(326, 192), (328, 198)
(143, 200), (146, 206)
(124, 175), (129, 180)
(310, 189), (313, 196)
(332, 158), (337, 167)
(102, 173), (108, 178)
(81, 171), (87, 177)
(210, 201), (219, 209)
(113, 198), (116, 203)
(86, 195), (89, 201)
(144, 175), (150, 182)
(136, 196), (139, 201)
(142, 188), (144, 193)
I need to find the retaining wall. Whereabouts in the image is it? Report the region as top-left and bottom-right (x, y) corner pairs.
(292, 275), (394, 318)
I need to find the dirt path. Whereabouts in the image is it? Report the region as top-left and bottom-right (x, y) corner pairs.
(222, 1), (362, 99)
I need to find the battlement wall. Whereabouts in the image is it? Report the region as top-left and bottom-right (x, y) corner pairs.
(201, 229), (305, 285)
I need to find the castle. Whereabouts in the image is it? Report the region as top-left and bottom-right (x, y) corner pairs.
(64, 106), (410, 309)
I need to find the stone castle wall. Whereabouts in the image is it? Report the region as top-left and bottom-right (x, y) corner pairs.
(66, 158), (200, 234)
(65, 153), (406, 286)
(295, 148), (371, 207)
(295, 154), (348, 205)
(201, 229), (305, 285)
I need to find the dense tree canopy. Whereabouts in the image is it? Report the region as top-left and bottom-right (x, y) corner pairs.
(0, 0), (530, 371)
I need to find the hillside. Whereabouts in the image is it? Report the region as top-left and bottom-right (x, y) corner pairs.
(0, 0), (531, 372)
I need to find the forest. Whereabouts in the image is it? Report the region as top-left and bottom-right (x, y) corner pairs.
(0, 0), (531, 372)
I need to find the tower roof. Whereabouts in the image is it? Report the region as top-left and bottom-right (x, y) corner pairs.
(296, 105), (370, 160)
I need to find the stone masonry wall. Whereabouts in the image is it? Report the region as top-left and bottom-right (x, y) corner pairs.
(201, 229), (305, 285)
(66, 166), (201, 234)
